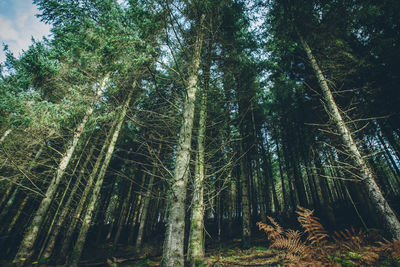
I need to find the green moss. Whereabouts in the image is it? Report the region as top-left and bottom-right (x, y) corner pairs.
(328, 255), (355, 266)
(252, 246), (269, 251)
(347, 251), (362, 260)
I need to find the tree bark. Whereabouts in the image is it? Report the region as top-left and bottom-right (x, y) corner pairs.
(161, 14), (205, 267)
(187, 33), (212, 265)
(297, 30), (400, 239)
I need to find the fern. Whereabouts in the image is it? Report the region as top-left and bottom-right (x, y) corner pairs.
(333, 226), (365, 251)
(257, 206), (400, 266)
(257, 210), (331, 266)
(296, 206), (329, 246)
(377, 239), (400, 263)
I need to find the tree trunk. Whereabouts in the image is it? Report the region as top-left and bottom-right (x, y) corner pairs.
(377, 132), (400, 179)
(298, 30), (400, 239)
(227, 170), (236, 236)
(187, 33), (212, 265)
(6, 195), (29, 235)
(275, 139), (287, 213)
(136, 144), (162, 248)
(162, 14), (205, 267)
(113, 182), (133, 249)
(127, 174), (146, 245)
(41, 142), (96, 260)
(0, 143), (43, 214)
(13, 74), (110, 266)
(58, 120), (116, 263)
(239, 138), (251, 248)
(69, 88), (133, 267)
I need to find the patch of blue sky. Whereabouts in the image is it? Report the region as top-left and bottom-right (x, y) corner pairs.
(0, 0), (51, 63)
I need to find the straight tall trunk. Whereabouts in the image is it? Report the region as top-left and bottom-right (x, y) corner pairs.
(282, 141), (297, 209)
(227, 170), (236, 235)
(377, 133), (400, 179)
(127, 174), (146, 245)
(58, 120), (116, 262)
(250, 106), (267, 220)
(13, 74), (109, 266)
(275, 139), (287, 212)
(162, 14), (205, 267)
(42, 142), (96, 260)
(113, 182), (133, 249)
(239, 139), (251, 248)
(187, 33), (212, 265)
(6, 195), (29, 234)
(380, 124), (400, 162)
(136, 144), (162, 248)
(69, 88), (133, 267)
(298, 30), (400, 239)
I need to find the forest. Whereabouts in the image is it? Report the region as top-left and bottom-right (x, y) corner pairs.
(1, 0), (400, 266)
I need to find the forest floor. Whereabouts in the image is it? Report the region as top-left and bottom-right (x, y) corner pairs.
(1, 235), (399, 267)
(77, 237), (275, 267)
(75, 231), (400, 267)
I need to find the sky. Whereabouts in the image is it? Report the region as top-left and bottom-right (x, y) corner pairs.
(0, 0), (51, 63)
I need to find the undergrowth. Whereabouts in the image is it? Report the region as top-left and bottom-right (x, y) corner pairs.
(257, 207), (400, 266)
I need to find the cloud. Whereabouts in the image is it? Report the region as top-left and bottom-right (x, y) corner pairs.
(0, 2), (51, 63)
(0, 16), (20, 40)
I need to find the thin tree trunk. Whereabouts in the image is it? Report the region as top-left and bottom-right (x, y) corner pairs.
(250, 105), (267, 220)
(127, 174), (146, 245)
(6, 195), (29, 234)
(227, 170), (236, 236)
(377, 133), (400, 179)
(136, 144), (162, 248)
(282, 141), (297, 209)
(380, 124), (400, 162)
(162, 14), (205, 267)
(58, 120), (115, 263)
(13, 74), (110, 266)
(239, 138), (251, 248)
(275, 139), (287, 213)
(69, 88), (133, 267)
(41, 142), (96, 260)
(113, 182), (133, 249)
(298, 30), (400, 239)
(0, 143), (43, 213)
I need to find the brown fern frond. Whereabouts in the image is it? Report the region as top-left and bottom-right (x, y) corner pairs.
(296, 206), (328, 246)
(377, 239), (400, 261)
(359, 248), (380, 266)
(256, 217), (283, 241)
(391, 239), (400, 261)
(271, 232), (307, 256)
(333, 226), (365, 251)
(257, 209), (394, 267)
(267, 216), (283, 238)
